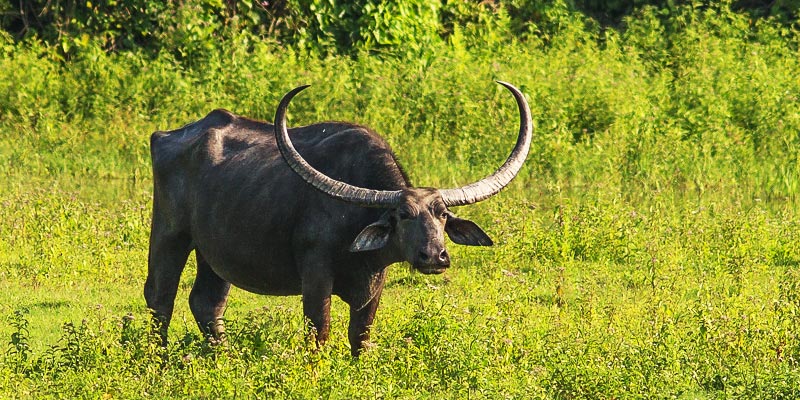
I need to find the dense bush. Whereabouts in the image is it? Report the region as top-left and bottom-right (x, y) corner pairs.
(3, 0), (797, 58)
(1, 2), (798, 201)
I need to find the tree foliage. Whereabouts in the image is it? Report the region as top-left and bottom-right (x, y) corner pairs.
(2, 0), (797, 59)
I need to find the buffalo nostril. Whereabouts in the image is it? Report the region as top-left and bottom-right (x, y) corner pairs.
(438, 250), (449, 263)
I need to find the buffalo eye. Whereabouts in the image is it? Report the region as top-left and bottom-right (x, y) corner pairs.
(397, 209), (413, 220)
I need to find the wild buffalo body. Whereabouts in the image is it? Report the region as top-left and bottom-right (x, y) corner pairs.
(145, 82), (532, 355)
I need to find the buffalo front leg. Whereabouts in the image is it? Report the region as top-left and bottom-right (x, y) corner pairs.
(144, 230), (192, 346)
(189, 251), (231, 344)
(301, 268), (333, 349)
(348, 284), (384, 357)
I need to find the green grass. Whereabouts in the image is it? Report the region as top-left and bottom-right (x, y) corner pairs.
(2, 2), (800, 398)
(1, 181), (798, 398)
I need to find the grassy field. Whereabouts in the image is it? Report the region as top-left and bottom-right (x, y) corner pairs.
(2, 2), (800, 398)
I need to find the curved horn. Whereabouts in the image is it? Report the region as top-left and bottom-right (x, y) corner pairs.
(274, 85), (404, 207)
(439, 81), (532, 207)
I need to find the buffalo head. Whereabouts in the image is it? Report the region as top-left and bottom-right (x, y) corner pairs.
(348, 187), (493, 274)
(274, 82), (531, 275)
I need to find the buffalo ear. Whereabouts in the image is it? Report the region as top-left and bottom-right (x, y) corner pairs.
(445, 213), (493, 246)
(350, 213), (392, 252)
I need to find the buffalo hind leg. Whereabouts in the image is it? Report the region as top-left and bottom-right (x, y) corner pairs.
(144, 231), (192, 346)
(189, 251), (231, 344)
(348, 284), (384, 357)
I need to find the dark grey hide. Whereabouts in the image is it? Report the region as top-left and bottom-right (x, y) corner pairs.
(145, 110), (494, 355)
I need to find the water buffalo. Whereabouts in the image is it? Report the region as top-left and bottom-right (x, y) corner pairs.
(145, 81), (532, 356)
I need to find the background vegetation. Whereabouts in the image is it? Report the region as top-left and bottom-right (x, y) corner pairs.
(1, 0), (799, 398)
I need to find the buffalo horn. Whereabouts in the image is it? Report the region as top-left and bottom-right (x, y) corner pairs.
(274, 85), (404, 207)
(439, 81), (532, 207)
